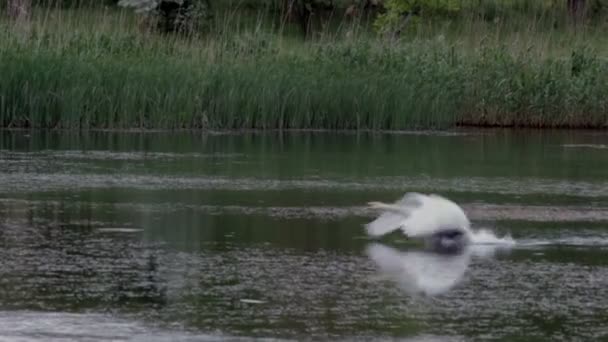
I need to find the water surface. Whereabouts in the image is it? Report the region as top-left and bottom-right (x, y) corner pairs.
(1, 130), (608, 341)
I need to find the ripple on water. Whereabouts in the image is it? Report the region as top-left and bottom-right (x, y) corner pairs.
(1, 214), (608, 341)
(0, 150), (244, 161)
(0, 311), (293, 342)
(2, 172), (608, 199)
(2, 138), (608, 340)
(562, 144), (608, 150)
(4, 197), (608, 223)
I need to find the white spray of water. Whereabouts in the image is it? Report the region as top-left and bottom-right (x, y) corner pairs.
(470, 228), (516, 246)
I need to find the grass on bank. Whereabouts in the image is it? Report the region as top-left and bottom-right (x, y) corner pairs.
(0, 6), (607, 130)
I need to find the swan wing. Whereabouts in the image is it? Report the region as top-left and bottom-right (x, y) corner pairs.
(365, 193), (470, 238)
(364, 193), (424, 237)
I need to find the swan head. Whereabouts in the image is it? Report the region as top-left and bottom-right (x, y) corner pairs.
(424, 228), (471, 254)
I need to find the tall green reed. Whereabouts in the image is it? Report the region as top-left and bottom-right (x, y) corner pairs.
(0, 6), (607, 130)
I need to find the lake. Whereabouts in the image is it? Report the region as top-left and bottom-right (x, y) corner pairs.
(0, 129), (607, 341)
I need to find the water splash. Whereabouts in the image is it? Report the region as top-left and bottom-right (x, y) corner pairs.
(470, 229), (516, 246)
(515, 236), (608, 248)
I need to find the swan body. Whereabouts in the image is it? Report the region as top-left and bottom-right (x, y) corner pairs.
(365, 192), (473, 250)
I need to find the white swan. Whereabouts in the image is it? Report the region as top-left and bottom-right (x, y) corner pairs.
(365, 192), (514, 250)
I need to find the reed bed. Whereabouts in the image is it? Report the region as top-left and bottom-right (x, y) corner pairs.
(1, 6), (607, 130)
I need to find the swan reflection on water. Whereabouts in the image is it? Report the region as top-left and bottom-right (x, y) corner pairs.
(366, 243), (509, 297)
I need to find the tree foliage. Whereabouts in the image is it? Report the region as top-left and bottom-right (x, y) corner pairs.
(374, 0), (459, 34)
(113, 0), (608, 35)
(118, 0), (211, 33)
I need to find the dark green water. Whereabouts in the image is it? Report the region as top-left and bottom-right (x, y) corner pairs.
(1, 130), (608, 341)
